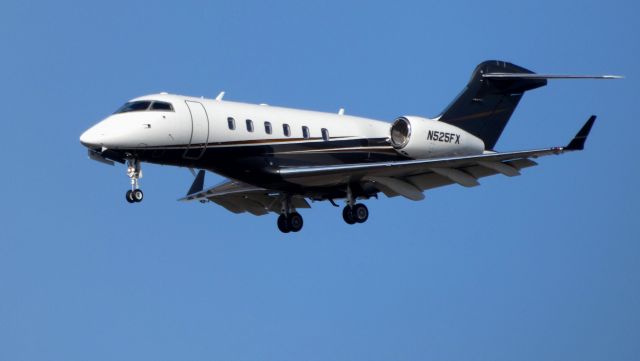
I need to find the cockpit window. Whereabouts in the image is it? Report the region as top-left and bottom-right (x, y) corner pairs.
(150, 101), (174, 111)
(114, 100), (174, 114)
(114, 101), (151, 114)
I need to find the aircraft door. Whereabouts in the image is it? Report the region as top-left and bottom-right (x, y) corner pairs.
(183, 101), (210, 159)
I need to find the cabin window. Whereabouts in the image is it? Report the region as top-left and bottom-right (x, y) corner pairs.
(302, 126), (310, 139)
(283, 124), (291, 137)
(246, 119), (254, 132)
(227, 117), (235, 130)
(150, 101), (174, 111)
(264, 121), (272, 134)
(321, 128), (329, 141)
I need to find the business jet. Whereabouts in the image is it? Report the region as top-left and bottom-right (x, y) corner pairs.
(79, 60), (619, 233)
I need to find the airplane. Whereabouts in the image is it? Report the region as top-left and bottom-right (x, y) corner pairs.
(79, 60), (620, 233)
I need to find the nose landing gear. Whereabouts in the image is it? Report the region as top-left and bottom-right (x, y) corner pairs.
(125, 189), (144, 203)
(125, 159), (143, 203)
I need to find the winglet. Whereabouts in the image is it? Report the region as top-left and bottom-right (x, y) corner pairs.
(566, 115), (597, 151)
(187, 170), (206, 196)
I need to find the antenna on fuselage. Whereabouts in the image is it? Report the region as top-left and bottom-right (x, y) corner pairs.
(338, 108), (345, 115)
(216, 91), (225, 101)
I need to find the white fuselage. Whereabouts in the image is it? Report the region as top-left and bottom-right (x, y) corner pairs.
(80, 93), (391, 150)
(80, 93), (485, 186)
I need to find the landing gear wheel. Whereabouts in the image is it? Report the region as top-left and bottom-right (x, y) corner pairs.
(132, 189), (144, 202)
(353, 203), (369, 223)
(125, 190), (135, 203)
(277, 214), (290, 233)
(342, 206), (356, 225)
(287, 212), (304, 232)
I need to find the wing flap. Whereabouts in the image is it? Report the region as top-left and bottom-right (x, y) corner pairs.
(365, 176), (425, 201)
(477, 160), (520, 177)
(406, 158), (537, 193)
(212, 197), (248, 214)
(430, 167), (479, 187)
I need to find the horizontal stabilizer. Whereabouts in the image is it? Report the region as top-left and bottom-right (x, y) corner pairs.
(566, 116), (597, 151)
(483, 73), (622, 80)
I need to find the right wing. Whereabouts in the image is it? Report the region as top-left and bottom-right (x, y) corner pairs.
(276, 116), (596, 199)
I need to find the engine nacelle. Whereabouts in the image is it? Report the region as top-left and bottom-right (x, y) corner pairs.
(390, 116), (485, 159)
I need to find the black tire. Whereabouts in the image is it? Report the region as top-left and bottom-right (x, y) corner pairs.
(287, 212), (304, 232)
(342, 206), (356, 225)
(353, 203), (369, 223)
(125, 190), (135, 203)
(132, 189), (144, 202)
(277, 214), (290, 233)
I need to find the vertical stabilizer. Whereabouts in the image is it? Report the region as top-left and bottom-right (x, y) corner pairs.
(438, 60), (547, 150)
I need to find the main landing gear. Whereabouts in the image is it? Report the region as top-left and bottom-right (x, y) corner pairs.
(275, 187), (371, 233)
(341, 185), (369, 225)
(342, 203), (369, 225)
(277, 196), (304, 233)
(125, 159), (144, 203)
(277, 212), (303, 233)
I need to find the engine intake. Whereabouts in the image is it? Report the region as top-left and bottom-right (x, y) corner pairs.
(390, 117), (411, 148)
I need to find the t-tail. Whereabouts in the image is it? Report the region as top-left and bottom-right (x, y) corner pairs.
(438, 60), (621, 150)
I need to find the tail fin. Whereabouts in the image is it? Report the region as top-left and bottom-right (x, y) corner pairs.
(438, 60), (546, 150)
(438, 60), (620, 150)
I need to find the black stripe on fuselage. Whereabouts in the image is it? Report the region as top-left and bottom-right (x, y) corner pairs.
(114, 137), (405, 189)
(138, 135), (353, 150)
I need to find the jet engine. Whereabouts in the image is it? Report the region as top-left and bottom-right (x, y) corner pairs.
(389, 116), (485, 159)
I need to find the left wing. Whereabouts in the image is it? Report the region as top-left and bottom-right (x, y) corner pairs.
(178, 174), (310, 216)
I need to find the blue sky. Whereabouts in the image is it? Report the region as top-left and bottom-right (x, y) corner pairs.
(1, 0), (638, 360)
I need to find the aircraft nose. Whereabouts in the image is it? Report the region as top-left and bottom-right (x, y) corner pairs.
(79, 127), (103, 149)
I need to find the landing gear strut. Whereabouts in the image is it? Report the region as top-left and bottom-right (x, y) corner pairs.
(277, 196), (303, 233)
(125, 159), (143, 203)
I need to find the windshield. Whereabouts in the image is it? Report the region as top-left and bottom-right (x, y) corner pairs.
(114, 101), (152, 114)
(150, 101), (173, 111)
(114, 100), (175, 114)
